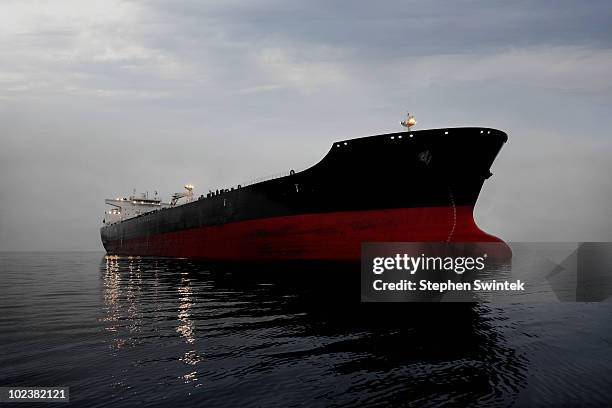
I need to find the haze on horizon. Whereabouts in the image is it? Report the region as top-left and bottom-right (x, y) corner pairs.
(1, 0), (611, 251)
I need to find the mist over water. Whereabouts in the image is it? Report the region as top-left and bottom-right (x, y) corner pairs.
(1, 252), (612, 406)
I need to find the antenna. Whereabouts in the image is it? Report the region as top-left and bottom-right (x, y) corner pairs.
(400, 112), (417, 131)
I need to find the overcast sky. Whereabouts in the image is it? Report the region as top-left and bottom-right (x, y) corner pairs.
(1, 0), (611, 251)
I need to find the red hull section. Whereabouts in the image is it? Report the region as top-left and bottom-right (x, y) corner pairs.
(104, 206), (507, 261)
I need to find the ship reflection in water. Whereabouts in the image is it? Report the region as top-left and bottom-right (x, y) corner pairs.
(100, 255), (534, 406)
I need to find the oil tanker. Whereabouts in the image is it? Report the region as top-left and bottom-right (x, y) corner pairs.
(101, 117), (508, 261)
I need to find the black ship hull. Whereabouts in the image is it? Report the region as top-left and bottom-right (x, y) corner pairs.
(101, 127), (508, 261)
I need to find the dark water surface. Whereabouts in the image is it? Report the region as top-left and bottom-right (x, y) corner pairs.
(1, 252), (612, 407)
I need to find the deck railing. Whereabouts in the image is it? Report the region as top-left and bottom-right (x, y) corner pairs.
(240, 167), (305, 187)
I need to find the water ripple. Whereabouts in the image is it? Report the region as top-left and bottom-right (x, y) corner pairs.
(1, 253), (611, 406)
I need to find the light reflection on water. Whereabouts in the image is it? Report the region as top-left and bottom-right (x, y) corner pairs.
(1, 252), (612, 407)
(97, 255), (530, 406)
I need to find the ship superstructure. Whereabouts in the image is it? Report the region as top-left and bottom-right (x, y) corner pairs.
(103, 194), (168, 225)
(103, 185), (197, 225)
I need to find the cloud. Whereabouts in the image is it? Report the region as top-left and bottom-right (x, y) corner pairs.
(0, 0), (611, 250)
(395, 46), (612, 92)
(0, 0), (197, 100)
(3, 0), (611, 102)
(249, 47), (348, 94)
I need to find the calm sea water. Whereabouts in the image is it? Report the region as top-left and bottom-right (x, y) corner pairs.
(1, 252), (612, 407)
